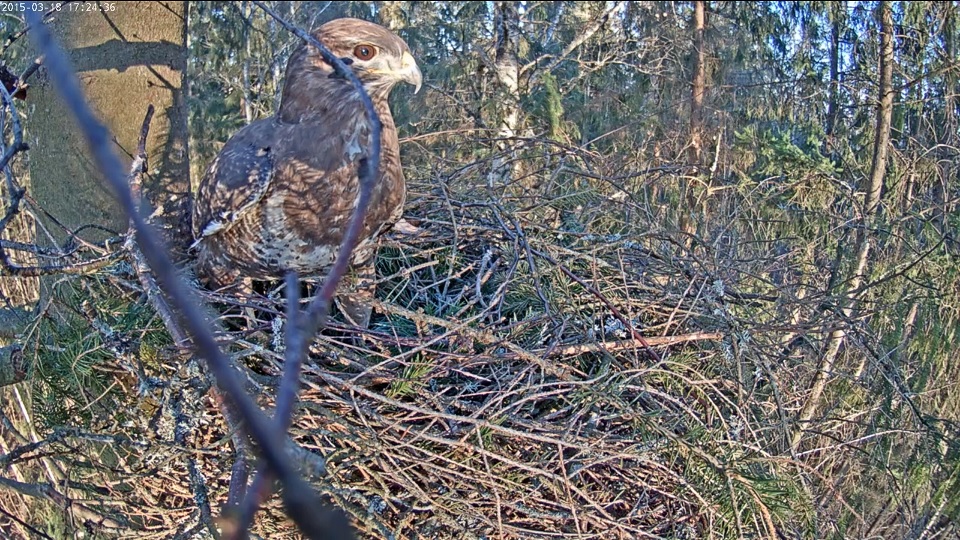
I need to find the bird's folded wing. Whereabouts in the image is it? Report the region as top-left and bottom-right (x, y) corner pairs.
(192, 123), (276, 243)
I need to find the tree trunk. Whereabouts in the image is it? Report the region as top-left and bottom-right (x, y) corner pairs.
(864, 1), (894, 220)
(241, 1), (254, 125)
(792, 0), (894, 451)
(945, 3), (958, 145)
(680, 0), (707, 243)
(28, 1), (190, 252)
(940, 2), (958, 249)
(488, 1), (521, 187)
(377, 1), (406, 31)
(688, 1), (706, 167)
(826, 2), (842, 137)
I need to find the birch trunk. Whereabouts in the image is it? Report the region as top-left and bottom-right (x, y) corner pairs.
(791, 0), (894, 451)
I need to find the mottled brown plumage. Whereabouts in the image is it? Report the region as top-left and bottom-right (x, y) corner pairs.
(192, 19), (421, 324)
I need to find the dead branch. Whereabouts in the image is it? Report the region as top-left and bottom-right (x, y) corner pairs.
(25, 11), (355, 540)
(228, 4), (386, 536)
(507, 332), (724, 360)
(0, 476), (129, 533)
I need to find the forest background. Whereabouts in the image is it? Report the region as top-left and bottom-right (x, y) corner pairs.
(0, 1), (958, 538)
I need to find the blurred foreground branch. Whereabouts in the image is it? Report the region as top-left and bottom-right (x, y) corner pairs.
(24, 7), (386, 538)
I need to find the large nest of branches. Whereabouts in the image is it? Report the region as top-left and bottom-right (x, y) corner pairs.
(1, 5), (810, 539)
(6, 2), (960, 538)
(2, 147), (800, 538)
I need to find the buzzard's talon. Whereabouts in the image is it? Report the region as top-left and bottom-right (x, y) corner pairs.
(337, 295), (374, 329)
(337, 259), (376, 330)
(391, 218), (421, 236)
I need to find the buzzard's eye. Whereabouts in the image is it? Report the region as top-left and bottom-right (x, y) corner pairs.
(354, 45), (376, 61)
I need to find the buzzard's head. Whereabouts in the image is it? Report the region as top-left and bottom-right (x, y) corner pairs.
(316, 18), (422, 97)
(280, 18), (421, 119)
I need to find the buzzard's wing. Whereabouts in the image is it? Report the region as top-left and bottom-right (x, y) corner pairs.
(192, 121), (276, 245)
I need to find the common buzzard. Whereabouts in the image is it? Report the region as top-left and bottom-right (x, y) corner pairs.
(192, 18), (421, 326)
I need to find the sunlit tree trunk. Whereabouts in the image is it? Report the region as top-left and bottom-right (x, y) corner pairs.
(945, 3), (958, 145)
(826, 2), (843, 138)
(941, 3), (958, 246)
(680, 0), (706, 243)
(0, 2), (188, 335)
(241, 1), (254, 125)
(689, 1), (706, 166)
(488, 1), (521, 187)
(864, 1), (894, 219)
(29, 1), (190, 250)
(792, 0), (894, 451)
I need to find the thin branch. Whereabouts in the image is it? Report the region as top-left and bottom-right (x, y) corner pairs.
(0, 183), (25, 233)
(500, 332), (724, 360)
(232, 273), (302, 535)
(896, 59), (960, 93)
(0, 79), (27, 226)
(0, 504), (55, 540)
(0, 239), (65, 257)
(0, 82), (27, 177)
(232, 4), (384, 535)
(25, 11), (352, 540)
(0, 251), (123, 277)
(0, 7), (58, 56)
(520, 1), (626, 80)
(0, 475), (129, 533)
(173, 393), (218, 539)
(17, 56), (43, 89)
(534, 247), (664, 362)
(127, 106), (215, 538)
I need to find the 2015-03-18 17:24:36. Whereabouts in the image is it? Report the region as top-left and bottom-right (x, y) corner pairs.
(0, 2), (117, 12)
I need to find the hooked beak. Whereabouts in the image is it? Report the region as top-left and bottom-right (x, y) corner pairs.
(398, 50), (422, 94)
